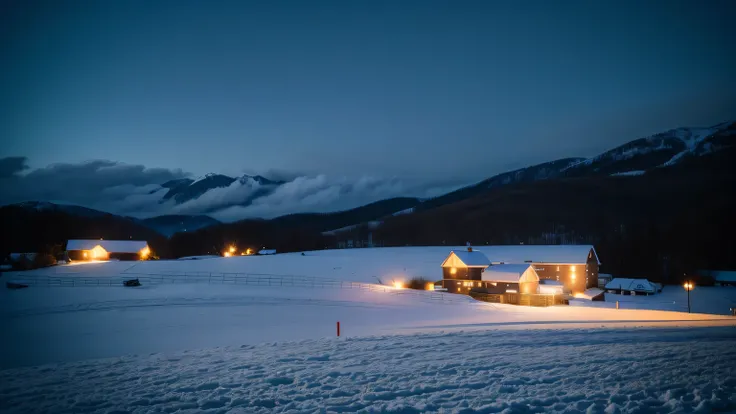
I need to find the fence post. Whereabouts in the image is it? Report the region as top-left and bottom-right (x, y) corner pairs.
(337, 321), (340, 337)
(616, 301), (619, 310)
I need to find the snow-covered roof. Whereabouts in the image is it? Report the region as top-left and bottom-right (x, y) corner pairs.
(441, 250), (490, 268)
(66, 240), (149, 254)
(482, 264), (539, 283)
(258, 249), (277, 255)
(477, 245), (600, 265)
(605, 278), (657, 293)
(573, 288), (605, 300)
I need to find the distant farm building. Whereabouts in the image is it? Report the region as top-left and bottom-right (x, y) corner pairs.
(697, 270), (736, 287)
(258, 249), (277, 255)
(440, 249), (491, 290)
(66, 240), (150, 261)
(604, 278), (661, 295)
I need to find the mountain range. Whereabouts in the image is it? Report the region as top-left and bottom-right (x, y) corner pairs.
(3, 120), (735, 240)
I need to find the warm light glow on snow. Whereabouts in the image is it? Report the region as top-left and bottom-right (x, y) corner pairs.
(393, 281), (404, 289)
(223, 252), (232, 257)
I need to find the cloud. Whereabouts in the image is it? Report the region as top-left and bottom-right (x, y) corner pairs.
(0, 157), (467, 221)
(0, 156), (29, 178)
(0, 157), (187, 216)
(210, 175), (463, 221)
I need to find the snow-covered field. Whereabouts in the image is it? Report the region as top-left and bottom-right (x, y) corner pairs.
(1, 324), (735, 413)
(2, 248), (736, 413)
(571, 286), (736, 316)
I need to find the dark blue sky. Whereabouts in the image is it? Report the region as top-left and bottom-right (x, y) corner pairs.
(2, 0), (735, 183)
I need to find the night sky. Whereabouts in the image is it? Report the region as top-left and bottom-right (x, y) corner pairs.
(1, 0), (735, 219)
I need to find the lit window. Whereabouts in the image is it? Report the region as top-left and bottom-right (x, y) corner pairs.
(571, 266), (576, 272)
(450, 267), (457, 275)
(556, 266), (560, 271)
(477, 282), (481, 287)
(571, 274), (576, 281)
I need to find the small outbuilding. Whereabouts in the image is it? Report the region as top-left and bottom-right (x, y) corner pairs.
(258, 249), (277, 255)
(66, 239), (150, 261)
(605, 278), (659, 295)
(482, 264), (540, 294)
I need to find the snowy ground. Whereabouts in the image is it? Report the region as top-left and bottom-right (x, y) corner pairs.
(2, 248), (736, 413)
(1, 327), (735, 413)
(4, 283), (733, 369)
(570, 286), (736, 316)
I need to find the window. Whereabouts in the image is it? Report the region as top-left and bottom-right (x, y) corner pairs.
(450, 267), (457, 275)
(556, 266), (560, 271)
(571, 266), (576, 272)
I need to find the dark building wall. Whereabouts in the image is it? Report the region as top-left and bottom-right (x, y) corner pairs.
(531, 250), (599, 293)
(442, 267), (484, 281)
(441, 279), (517, 294)
(109, 252), (140, 261)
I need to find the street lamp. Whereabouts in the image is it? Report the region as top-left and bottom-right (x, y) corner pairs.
(683, 281), (694, 313)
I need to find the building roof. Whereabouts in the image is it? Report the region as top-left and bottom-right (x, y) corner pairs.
(475, 245), (600, 265)
(482, 264), (539, 283)
(441, 250), (490, 268)
(66, 239), (148, 254)
(258, 249), (277, 255)
(605, 278), (657, 293)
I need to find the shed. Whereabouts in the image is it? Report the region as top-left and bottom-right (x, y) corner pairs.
(66, 239), (150, 261)
(482, 264), (540, 294)
(441, 249), (490, 281)
(538, 279), (565, 295)
(605, 278), (659, 295)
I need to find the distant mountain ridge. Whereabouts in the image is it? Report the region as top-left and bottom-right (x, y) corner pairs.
(6, 120), (734, 238)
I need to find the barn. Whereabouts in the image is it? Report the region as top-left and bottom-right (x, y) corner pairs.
(440, 248), (490, 293)
(66, 240), (150, 261)
(482, 264), (540, 294)
(476, 245), (600, 294)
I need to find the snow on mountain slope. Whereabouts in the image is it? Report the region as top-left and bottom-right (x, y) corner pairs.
(564, 121), (735, 176)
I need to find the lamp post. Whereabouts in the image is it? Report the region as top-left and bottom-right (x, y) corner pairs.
(683, 281), (694, 313)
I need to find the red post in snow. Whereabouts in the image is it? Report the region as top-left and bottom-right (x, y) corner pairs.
(337, 321), (340, 337)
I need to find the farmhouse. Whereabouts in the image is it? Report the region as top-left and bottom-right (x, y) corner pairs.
(440, 249), (490, 292)
(66, 240), (150, 261)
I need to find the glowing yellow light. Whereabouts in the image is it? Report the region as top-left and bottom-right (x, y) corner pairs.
(426, 283), (435, 291)
(223, 251), (232, 257)
(83, 251), (88, 258)
(89, 245), (108, 260)
(393, 281), (404, 289)
(683, 282), (694, 291)
(139, 246), (150, 259)
(246, 248), (252, 255)
(450, 267), (457, 275)
(571, 266), (576, 272)
(229, 246), (236, 253)
(571, 273), (576, 280)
